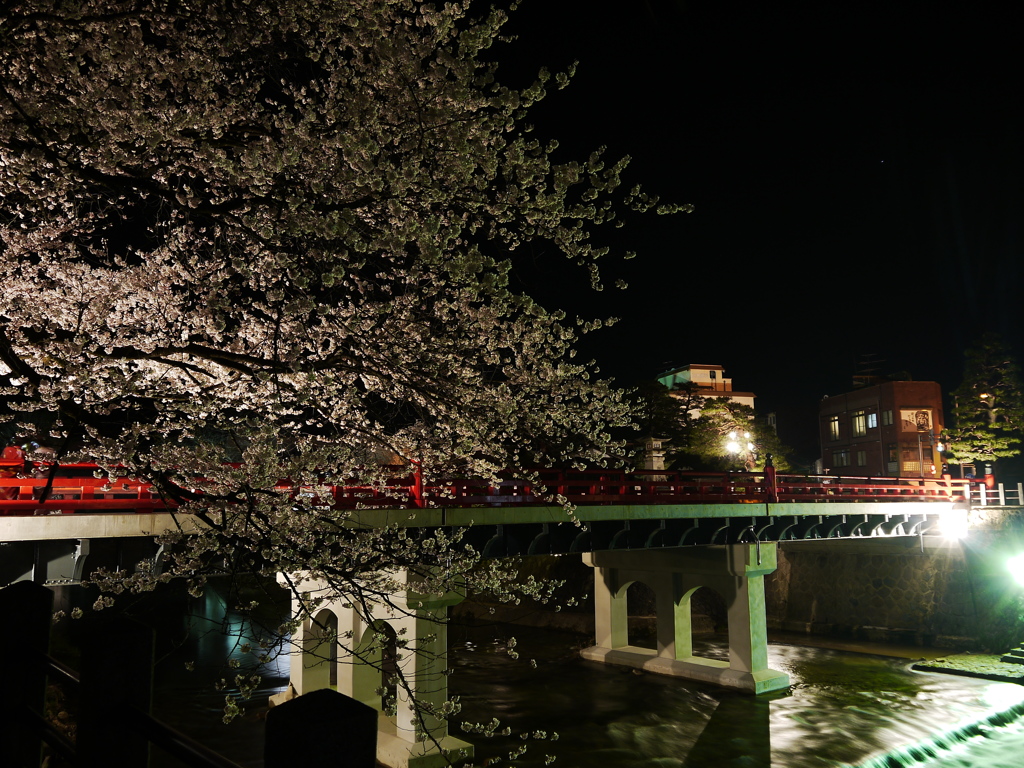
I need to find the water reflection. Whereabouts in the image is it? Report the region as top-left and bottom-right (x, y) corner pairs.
(144, 582), (290, 768)
(448, 624), (1024, 768)
(682, 693), (772, 767)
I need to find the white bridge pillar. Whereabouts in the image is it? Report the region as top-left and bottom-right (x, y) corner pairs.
(280, 571), (473, 768)
(582, 544), (790, 694)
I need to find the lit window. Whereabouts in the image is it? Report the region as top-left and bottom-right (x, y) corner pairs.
(829, 415), (840, 441)
(881, 410), (893, 426)
(886, 443), (898, 474)
(852, 410), (867, 437)
(833, 448), (850, 468)
(856, 450), (867, 466)
(867, 413), (878, 429)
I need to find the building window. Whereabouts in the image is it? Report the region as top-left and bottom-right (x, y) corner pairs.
(852, 410), (867, 437)
(829, 415), (840, 441)
(886, 443), (898, 474)
(901, 444), (922, 475)
(881, 410), (893, 426)
(833, 448), (850, 468)
(867, 412), (878, 429)
(856, 450), (867, 467)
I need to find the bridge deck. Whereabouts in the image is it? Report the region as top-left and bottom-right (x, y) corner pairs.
(0, 500), (958, 544)
(0, 460), (970, 550)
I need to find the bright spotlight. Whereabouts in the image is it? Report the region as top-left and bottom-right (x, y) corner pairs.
(938, 510), (969, 541)
(1008, 553), (1024, 588)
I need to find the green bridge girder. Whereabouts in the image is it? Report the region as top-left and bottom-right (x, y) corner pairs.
(345, 500), (959, 528)
(0, 500), (965, 585)
(344, 500), (964, 559)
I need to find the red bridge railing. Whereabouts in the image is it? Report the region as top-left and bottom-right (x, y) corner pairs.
(412, 469), (969, 508)
(0, 452), (971, 517)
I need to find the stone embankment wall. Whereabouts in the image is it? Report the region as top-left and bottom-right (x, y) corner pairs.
(767, 510), (1024, 651)
(452, 554), (595, 634)
(765, 540), (979, 647)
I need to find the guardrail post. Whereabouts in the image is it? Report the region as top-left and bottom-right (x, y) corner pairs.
(410, 460), (424, 509)
(0, 580), (53, 768)
(764, 455), (778, 503)
(999, 484), (1007, 506)
(76, 614), (154, 768)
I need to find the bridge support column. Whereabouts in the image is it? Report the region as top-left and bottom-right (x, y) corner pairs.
(582, 544), (790, 694)
(280, 571), (473, 768)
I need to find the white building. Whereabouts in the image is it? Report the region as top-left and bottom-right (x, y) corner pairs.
(657, 363), (755, 414)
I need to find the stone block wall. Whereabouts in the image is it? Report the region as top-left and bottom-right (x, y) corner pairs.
(766, 533), (1024, 650)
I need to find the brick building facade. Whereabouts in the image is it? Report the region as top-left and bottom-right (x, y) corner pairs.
(818, 381), (944, 477)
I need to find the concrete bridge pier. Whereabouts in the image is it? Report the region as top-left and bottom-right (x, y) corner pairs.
(281, 571), (473, 768)
(582, 544), (790, 694)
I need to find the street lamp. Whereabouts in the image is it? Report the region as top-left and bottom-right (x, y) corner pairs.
(937, 509), (969, 540)
(725, 431), (755, 470)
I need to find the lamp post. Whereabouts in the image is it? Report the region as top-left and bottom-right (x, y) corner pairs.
(725, 430), (756, 471)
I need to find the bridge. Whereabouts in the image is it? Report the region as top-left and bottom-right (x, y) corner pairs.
(1, 455), (992, 768)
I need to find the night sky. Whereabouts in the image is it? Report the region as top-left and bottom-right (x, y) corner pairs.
(493, 0), (1024, 458)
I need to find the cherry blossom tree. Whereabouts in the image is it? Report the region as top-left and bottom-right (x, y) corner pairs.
(0, 0), (685, 740)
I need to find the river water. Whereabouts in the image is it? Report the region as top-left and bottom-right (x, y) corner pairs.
(145, 588), (1024, 768)
(445, 624), (1024, 768)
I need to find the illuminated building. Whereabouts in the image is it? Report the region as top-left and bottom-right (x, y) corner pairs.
(657, 363), (756, 416)
(818, 380), (945, 478)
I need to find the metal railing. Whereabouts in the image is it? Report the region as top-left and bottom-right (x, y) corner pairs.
(1, 581), (367, 768)
(2, 581), (247, 768)
(0, 435), (980, 518)
(1, 465), (972, 517)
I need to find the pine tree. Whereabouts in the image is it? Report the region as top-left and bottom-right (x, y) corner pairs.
(676, 399), (790, 472)
(946, 334), (1024, 468)
(623, 380), (704, 466)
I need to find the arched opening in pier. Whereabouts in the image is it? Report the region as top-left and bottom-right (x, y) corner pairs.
(626, 580), (657, 649)
(690, 586), (727, 637)
(680, 586), (728, 661)
(307, 608), (339, 689)
(353, 620), (399, 713)
(379, 622), (399, 712)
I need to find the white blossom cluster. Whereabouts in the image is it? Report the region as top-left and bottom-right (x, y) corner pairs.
(0, 0), (685, 739)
